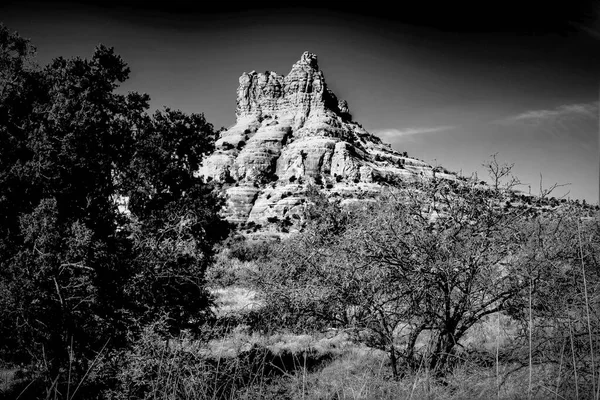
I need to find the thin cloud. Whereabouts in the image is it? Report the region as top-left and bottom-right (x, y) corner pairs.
(581, 26), (600, 41)
(497, 101), (598, 125)
(373, 125), (455, 140)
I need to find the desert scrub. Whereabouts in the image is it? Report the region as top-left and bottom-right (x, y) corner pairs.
(106, 319), (262, 400)
(206, 237), (271, 287)
(105, 319), (341, 400)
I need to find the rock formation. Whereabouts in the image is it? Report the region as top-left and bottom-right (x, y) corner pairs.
(198, 52), (455, 233)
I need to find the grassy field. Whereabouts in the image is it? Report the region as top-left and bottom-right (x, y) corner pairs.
(0, 271), (590, 400)
(3, 232), (597, 400)
(191, 281), (581, 400)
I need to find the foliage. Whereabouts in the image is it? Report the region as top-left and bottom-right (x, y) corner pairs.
(120, 107), (230, 334)
(0, 26), (143, 373)
(0, 24), (229, 397)
(106, 318), (332, 400)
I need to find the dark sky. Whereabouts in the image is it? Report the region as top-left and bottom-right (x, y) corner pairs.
(2, 0), (599, 202)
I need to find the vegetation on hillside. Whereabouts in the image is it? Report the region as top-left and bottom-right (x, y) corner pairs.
(1, 23), (599, 400)
(255, 158), (600, 381)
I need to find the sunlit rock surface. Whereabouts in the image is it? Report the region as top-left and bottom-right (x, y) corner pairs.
(198, 52), (455, 233)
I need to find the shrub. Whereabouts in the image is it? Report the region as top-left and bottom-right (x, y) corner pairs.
(255, 158), (565, 378)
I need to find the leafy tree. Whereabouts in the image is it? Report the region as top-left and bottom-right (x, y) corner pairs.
(121, 108), (229, 334)
(0, 23), (43, 257)
(0, 24), (228, 396)
(0, 28), (144, 372)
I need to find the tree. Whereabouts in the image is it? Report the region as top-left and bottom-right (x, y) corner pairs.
(0, 23), (43, 261)
(0, 33), (145, 373)
(0, 25), (228, 396)
(121, 108), (230, 334)
(256, 161), (559, 378)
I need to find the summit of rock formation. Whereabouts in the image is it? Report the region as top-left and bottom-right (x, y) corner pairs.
(199, 52), (455, 234)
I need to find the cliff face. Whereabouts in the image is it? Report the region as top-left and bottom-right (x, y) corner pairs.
(199, 52), (454, 232)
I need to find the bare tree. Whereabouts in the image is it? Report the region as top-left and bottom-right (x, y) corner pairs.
(255, 158), (562, 378)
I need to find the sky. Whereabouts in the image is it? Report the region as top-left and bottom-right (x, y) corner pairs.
(2, 1), (599, 203)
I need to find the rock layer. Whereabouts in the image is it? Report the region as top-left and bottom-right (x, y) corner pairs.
(198, 52), (455, 231)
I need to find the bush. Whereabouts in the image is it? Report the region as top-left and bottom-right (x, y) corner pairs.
(106, 319), (333, 400)
(225, 236), (272, 263)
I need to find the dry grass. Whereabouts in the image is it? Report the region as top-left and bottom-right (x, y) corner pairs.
(206, 248), (261, 288)
(0, 368), (18, 392)
(210, 286), (262, 317)
(277, 350), (566, 400)
(110, 315), (575, 400)
(199, 282), (591, 399)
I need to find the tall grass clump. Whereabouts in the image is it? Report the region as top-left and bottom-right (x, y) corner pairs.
(105, 317), (338, 400)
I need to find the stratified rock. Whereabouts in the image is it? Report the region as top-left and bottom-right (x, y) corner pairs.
(199, 51), (455, 233)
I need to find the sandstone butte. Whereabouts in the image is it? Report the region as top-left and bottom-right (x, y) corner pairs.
(197, 51), (457, 236)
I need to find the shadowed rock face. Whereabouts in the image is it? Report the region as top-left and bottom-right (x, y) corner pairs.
(199, 52), (454, 232)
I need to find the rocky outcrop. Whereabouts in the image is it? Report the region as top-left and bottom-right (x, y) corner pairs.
(198, 52), (455, 233)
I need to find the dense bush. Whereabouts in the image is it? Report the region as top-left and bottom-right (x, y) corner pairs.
(106, 317), (333, 400)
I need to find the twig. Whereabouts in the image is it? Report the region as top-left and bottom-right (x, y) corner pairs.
(69, 338), (110, 400)
(578, 219), (596, 399)
(529, 276), (533, 400)
(569, 314), (580, 400)
(555, 340), (566, 400)
(496, 312), (501, 400)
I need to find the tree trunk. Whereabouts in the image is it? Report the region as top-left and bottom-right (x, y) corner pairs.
(390, 344), (399, 380)
(404, 325), (424, 372)
(429, 330), (458, 375)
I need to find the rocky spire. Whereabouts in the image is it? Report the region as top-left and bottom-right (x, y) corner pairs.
(199, 52), (452, 232)
(235, 51), (349, 123)
(297, 51), (319, 69)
